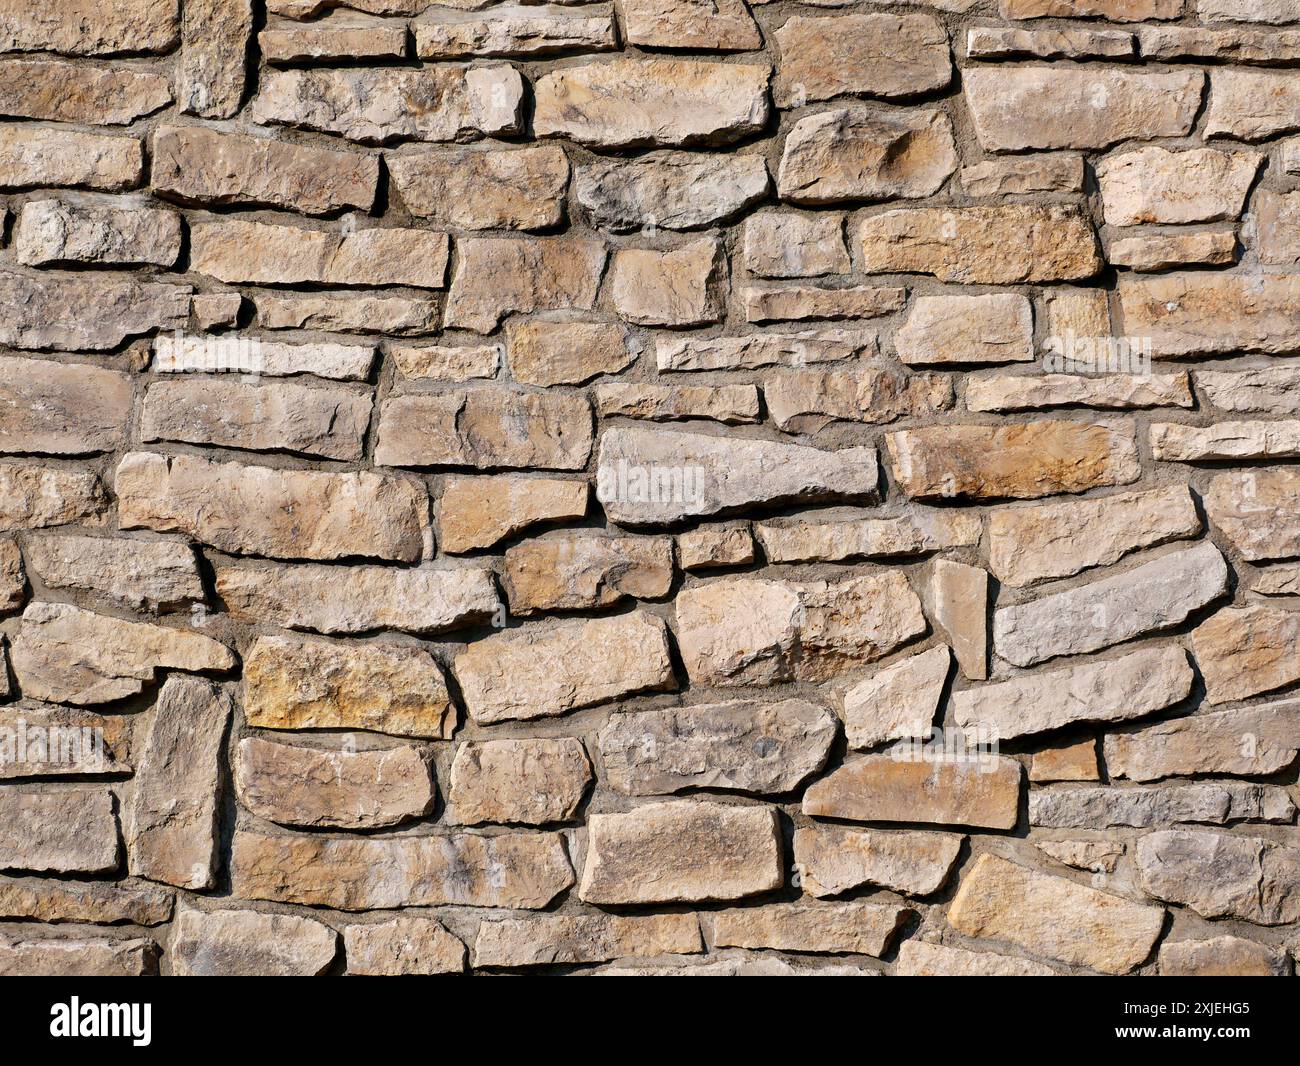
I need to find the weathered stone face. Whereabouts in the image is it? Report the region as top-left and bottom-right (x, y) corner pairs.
(841, 645), (950, 750)
(503, 533), (673, 613)
(444, 237), (605, 333)
(0, 787), (120, 875)
(1191, 604), (1300, 704)
(474, 913), (702, 969)
(0, 271), (188, 351)
(170, 907), (337, 977)
(0, 357), (131, 456)
(448, 738), (591, 826)
(758, 510), (980, 564)
(577, 153), (769, 232)
(15, 199), (182, 268)
(794, 825), (964, 898)
(712, 900), (911, 957)
(0, 936), (157, 977)
(0, 0), (179, 55)
(765, 366), (953, 432)
(1159, 936), (1290, 977)
(1096, 147), (1260, 225)
(1030, 783), (1294, 829)
(343, 918), (465, 975)
(895, 940), (1058, 977)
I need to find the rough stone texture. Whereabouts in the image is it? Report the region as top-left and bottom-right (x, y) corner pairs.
(474, 912), (701, 969)
(413, 5), (617, 58)
(966, 372), (1193, 411)
(1159, 936), (1291, 977)
(1029, 782), (1294, 828)
(658, 329), (873, 372)
(0, 126), (143, 193)
(0, 787), (119, 874)
(15, 199), (182, 268)
(765, 366), (953, 432)
(0, 271), (188, 351)
(895, 940), (1058, 977)
(930, 562), (988, 681)
(447, 738), (591, 826)
(260, 13), (407, 63)
(0, 357), (131, 455)
(1119, 273), (1300, 356)
(577, 153), (768, 232)
(0, 875), (172, 926)
(841, 645), (950, 749)
(503, 533), (673, 613)
(712, 901), (910, 957)
(390, 145), (568, 231)
(1204, 469), (1300, 560)
(170, 906), (336, 977)
(621, 0), (760, 50)
(0, 0), (179, 55)
(794, 826), (963, 898)
(1030, 740), (1100, 783)
(742, 211), (849, 277)
(343, 918), (465, 975)
(1096, 147), (1260, 226)
(1191, 604), (1300, 704)
(610, 238), (726, 328)
(0, 935), (157, 977)
(758, 510), (980, 564)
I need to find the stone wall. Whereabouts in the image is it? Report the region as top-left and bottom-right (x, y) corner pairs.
(0, 0), (1297, 977)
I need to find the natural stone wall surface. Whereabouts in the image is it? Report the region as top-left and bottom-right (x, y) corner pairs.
(0, 0), (1299, 978)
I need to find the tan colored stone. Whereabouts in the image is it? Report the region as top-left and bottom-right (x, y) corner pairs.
(676, 572), (926, 686)
(444, 236), (605, 332)
(475, 913), (702, 969)
(951, 645), (1194, 740)
(658, 330), (872, 372)
(1036, 839), (1124, 873)
(595, 383), (760, 424)
(713, 901), (909, 957)
(503, 533), (672, 613)
(677, 526), (754, 570)
(931, 561), (988, 681)
(1206, 69), (1300, 141)
(948, 854), (1163, 974)
(1255, 564), (1300, 594)
(0, 701), (136, 779)
(24, 533), (201, 613)
(1136, 24), (1300, 61)
(0, 271), (189, 351)
(0, 356), (131, 455)
(0, 935), (155, 977)
(343, 918), (465, 975)
(968, 25), (1135, 59)
(610, 239), (725, 328)
(260, 12), (407, 62)
(1152, 419), (1300, 461)
(1192, 604), (1300, 704)
(1199, 365), (1300, 415)
(231, 825), (574, 910)
(454, 611), (675, 724)
(776, 107), (958, 205)
(189, 293), (242, 331)
(961, 154), (1084, 197)
(620, 0), (760, 50)
(577, 152), (768, 232)
(507, 319), (633, 386)
(895, 293), (1034, 366)
(1031, 781), (1294, 829)
(757, 509), (981, 564)
(593, 951), (876, 976)
(0, 125), (143, 192)
(439, 475), (587, 553)
(414, 4), (616, 57)
(841, 645), (950, 750)
(1045, 286), (1112, 341)
(1201, 0), (1300, 21)
(534, 59), (769, 149)
(895, 940), (1058, 976)
(0, 537), (23, 610)
(742, 210), (849, 277)
(1109, 230), (1237, 272)
(171, 906), (336, 977)
(1160, 936), (1290, 977)
(967, 372), (1193, 412)
(392, 344), (499, 382)
(795, 825), (963, 898)
(243, 634), (456, 739)
(0, 58), (169, 123)
(0, 0), (179, 55)
(154, 336), (376, 380)
(0, 874), (171, 926)
(389, 144), (568, 230)
(579, 800), (782, 904)
(0, 786), (119, 874)
(1030, 739), (1100, 783)
(0, 464), (103, 532)
(448, 738), (591, 826)
(15, 199), (180, 268)
(765, 366), (953, 432)
(1097, 147), (1259, 226)
(178, 0), (251, 118)
(1119, 273), (1300, 356)
(116, 452), (428, 563)
(1000, 0), (1181, 16)
(1205, 468), (1300, 561)
(745, 285), (905, 324)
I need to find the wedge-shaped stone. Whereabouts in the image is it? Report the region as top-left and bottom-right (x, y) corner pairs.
(0, 0), (179, 55)
(794, 825), (963, 898)
(376, 390), (591, 471)
(231, 826), (574, 911)
(842, 645), (950, 750)
(171, 907), (337, 977)
(887, 421), (1139, 501)
(993, 542), (1228, 668)
(621, 0), (760, 50)
(1205, 469), (1300, 561)
(0, 874), (171, 926)
(1205, 70), (1300, 141)
(0, 464), (103, 532)
(858, 205), (1101, 284)
(804, 754), (1021, 830)
(439, 475), (587, 554)
(599, 699), (838, 796)
(236, 735), (435, 830)
(260, 12), (407, 62)
(765, 367), (953, 432)
(0, 357), (130, 456)
(1118, 274), (1300, 356)
(124, 677), (231, 890)
(448, 738), (591, 826)
(444, 236), (605, 333)
(1151, 420), (1300, 461)
(503, 534), (672, 613)
(1136, 829), (1300, 925)
(0, 537), (21, 610)
(965, 66), (1203, 151)
(15, 199), (181, 268)
(0, 786), (119, 874)
(150, 125), (377, 215)
(0, 127), (142, 192)
(951, 646), (1194, 740)
(948, 854), (1163, 974)
(895, 940), (1057, 977)
(967, 372), (1193, 412)
(676, 572), (926, 686)
(475, 913), (702, 969)
(757, 510), (980, 564)
(244, 634), (457, 739)
(713, 901), (909, 957)
(1105, 699), (1300, 782)
(1199, 366), (1300, 415)
(1029, 782), (1294, 829)
(455, 612), (674, 724)
(895, 293), (1034, 366)
(507, 320), (632, 387)
(214, 562), (498, 637)
(140, 378), (371, 461)
(534, 59), (769, 149)
(343, 918), (465, 975)
(1255, 564), (1300, 594)
(10, 603), (235, 706)
(154, 336), (376, 381)
(576, 153), (768, 233)
(596, 426), (878, 525)
(256, 291), (440, 335)
(579, 800), (782, 904)
(774, 14), (950, 105)
(0, 272), (189, 351)
(414, 4), (616, 57)
(118, 452), (426, 563)
(776, 108), (957, 205)
(595, 383), (760, 424)
(0, 935), (156, 977)
(658, 330), (872, 372)
(931, 561), (989, 681)
(251, 65), (524, 143)
(1159, 936), (1290, 978)
(961, 154), (1084, 197)
(1191, 604), (1300, 704)
(742, 211), (850, 278)
(388, 144), (568, 230)
(1097, 147), (1259, 226)
(1036, 839), (1123, 872)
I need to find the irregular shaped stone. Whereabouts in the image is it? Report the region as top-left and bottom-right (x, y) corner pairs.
(887, 421), (1139, 501)
(948, 854), (1163, 974)
(507, 319), (632, 386)
(764, 366), (953, 432)
(392, 344), (499, 382)
(594, 951), (876, 976)
(1135, 829), (1300, 925)
(676, 572), (926, 686)
(1200, 366), (1300, 416)
(0, 0), (179, 55)
(0, 126), (142, 192)
(375, 390), (591, 471)
(154, 336), (376, 380)
(1036, 839), (1124, 873)
(774, 14), (951, 106)
(256, 291), (440, 334)
(841, 646), (950, 750)
(597, 426), (878, 526)
(965, 66), (1203, 150)
(0, 935), (156, 977)
(24, 534), (201, 613)
(150, 125), (377, 215)
(1105, 700), (1300, 782)
(895, 940), (1058, 976)
(610, 238), (725, 327)
(454, 611), (675, 724)
(533, 58), (769, 149)
(444, 236), (605, 332)
(967, 372), (1193, 412)
(1097, 146), (1259, 226)
(804, 754), (1021, 830)
(1136, 24), (1300, 61)
(966, 25), (1136, 60)
(170, 907), (337, 976)
(989, 485), (1200, 587)
(236, 735), (435, 830)
(0, 271), (188, 351)
(757, 510), (980, 563)
(243, 634), (457, 739)
(993, 542), (1228, 668)
(658, 330), (872, 372)
(999, 0), (1181, 17)
(1109, 230), (1237, 272)
(1191, 604), (1300, 704)
(961, 154), (1084, 197)
(895, 293), (1034, 366)
(713, 901), (909, 957)
(15, 199), (180, 268)
(214, 562), (498, 637)
(1151, 419), (1300, 461)
(0, 786), (118, 874)
(0, 464), (103, 532)
(595, 383), (761, 424)
(776, 107), (957, 205)
(0, 58), (170, 123)
(388, 144), (568, 230)
(0, 537), (21, 610)
(0, 700), (137, 778)
(1030, 739), (1100, 782)
(252, 65), (523, 143)
(951, 646), (1194, 740)
(794, 825), (963, 898)
(745, 285), (905, 324)
(1205, 70), (1300, 141)
(1160, 936), (1290, 977)
(742, 211), (850, 277)
(474, 913), (702, 969)
(579, 800), (782, 904)
(1255, 564), (1300, 594)
(448, 738), (591, 826)
(1118, 273), (1300, 356)
(1201, 0), (1300, 21)
(189, 293), (242, 331)
(858, 205), (1101, 284)
(1205, 469), (1300, 560)
(116, 452), (428, 563)
(439, 475), (586, 553)
(503, 533), (672, 613)
(260, 12), (407, 62)
(140, 378), (371, 461)
(577, 153), (768, 232)
(343, 918), (465, 975)
(231, 826), (574, 910)
(620, 0), (761, 50)
(599, 699), (837, 796)
(1030, 782), (1294, 828)
(930, 561), (988, 681)
(0, 874), (171, 926)
(413, 4), (617, 57)
(0, 357), (131, 455)
(10, 602), (234, 706)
